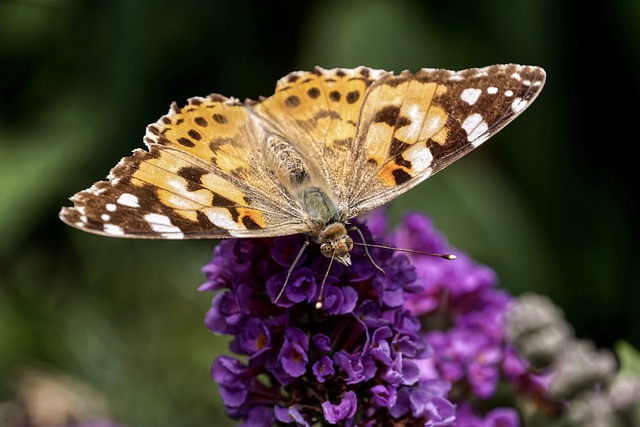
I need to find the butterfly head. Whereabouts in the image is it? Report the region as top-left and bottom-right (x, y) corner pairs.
(318, 222), (353, 266)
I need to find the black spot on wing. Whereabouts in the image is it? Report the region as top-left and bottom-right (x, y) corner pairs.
(188, 129), (202, 141)
(212, 113), (228, 124)
(307, 87), (320, 99)
(177, 137), (195, 148)
(242, 214), (261, 230)
(285, 95), (301, 108)
(373, 106), (400, 126)
(177, 166), (209, 191)
(346, 91), (360, 104)
(194, 117), (208, 127)
(392, 168), (412, 185)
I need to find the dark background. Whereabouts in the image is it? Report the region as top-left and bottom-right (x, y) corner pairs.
(1, 0), (638, 425)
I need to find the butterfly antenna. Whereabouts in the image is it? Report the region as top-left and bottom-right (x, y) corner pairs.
(351, 241), (456, 260)
(316, 255), (335, 310)
(350, 226), (385, 274)
(274, 237), (310, 304)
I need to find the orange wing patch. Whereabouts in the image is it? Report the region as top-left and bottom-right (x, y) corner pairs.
(352, 75), (452, 188)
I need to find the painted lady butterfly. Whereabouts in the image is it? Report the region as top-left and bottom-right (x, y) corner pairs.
(60, 64), (545, 300)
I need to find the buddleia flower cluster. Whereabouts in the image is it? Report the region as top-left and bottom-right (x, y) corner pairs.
(200, 210), (549, 426)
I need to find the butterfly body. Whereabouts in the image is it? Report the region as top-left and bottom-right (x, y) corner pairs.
(60, 65), (546, 262)
(262, 129), (354, 265)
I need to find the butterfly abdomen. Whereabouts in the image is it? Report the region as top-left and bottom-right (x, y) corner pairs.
(264, 135), (312, 187)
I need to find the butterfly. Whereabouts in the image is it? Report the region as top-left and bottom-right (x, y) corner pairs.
(60, 64), (545, 304)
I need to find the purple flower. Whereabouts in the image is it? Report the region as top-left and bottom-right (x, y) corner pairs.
(333, 350), (377, 385)
(312, 355), (335, 383)
(239, 317), (272, 359)
(211, 356), (249, 408)
(242, 406), (277, 427)
(371, 384), (397, 407)
(201, 218), (456, 425)
(367, 326), (393, 365)
(274, 404), (310, 426)
(321, 391), (357, 425)
(389, 380), (455, 424)
(266, 267), (317, 307)
(455, 404), (520, 427)
(279, 327), (309, 378)
(484, 407), (520, 427)
(312, 333), (331, 352)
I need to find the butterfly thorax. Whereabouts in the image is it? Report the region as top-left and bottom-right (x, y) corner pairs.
(302, 187), (353, 266)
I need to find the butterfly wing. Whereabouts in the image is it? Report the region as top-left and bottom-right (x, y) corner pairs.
(346, 64), (546, 217)
(60, 95), (310, 239)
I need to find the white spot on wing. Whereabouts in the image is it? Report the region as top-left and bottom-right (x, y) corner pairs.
(117, 193), (140, 208)
(487, 87), (498, 95)
(461, 113), (489, 146)
(423, 112), (447, 138)
(511, 97), (527, 113)
(103, 223), (125, 236)
(106, 203), (117, 212)
(167, 177), (188, 194)
(461, 113), (482, 132)
(101, 214), (111, 222)
(505, 90), (513, 97)
(460, 88), (482, 105)
(403, 145), (433, 176)
(144, 213), (184, 238)
(404, 104), (425, 136)
(165, 193), (205, 210)
(205, 209), (240, 232)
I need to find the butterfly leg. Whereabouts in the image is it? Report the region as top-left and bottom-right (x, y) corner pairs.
(349, 226), (385, 275)
(274, 235), (310, 304)
(315, 255), (335, 310)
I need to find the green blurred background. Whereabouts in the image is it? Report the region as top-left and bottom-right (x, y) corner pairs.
(1, 0), (638, 425)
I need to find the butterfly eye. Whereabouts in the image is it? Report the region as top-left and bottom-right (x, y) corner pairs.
(345, 236), (353, 252)
(320, 243), (333, 258)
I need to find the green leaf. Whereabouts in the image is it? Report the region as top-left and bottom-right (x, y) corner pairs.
(615, 341), (640, 376)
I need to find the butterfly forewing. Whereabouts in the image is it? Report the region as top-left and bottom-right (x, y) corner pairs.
(60, 64), (545, 239)
(346, 64), (546, 216)
(60, 95), (308, 239)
